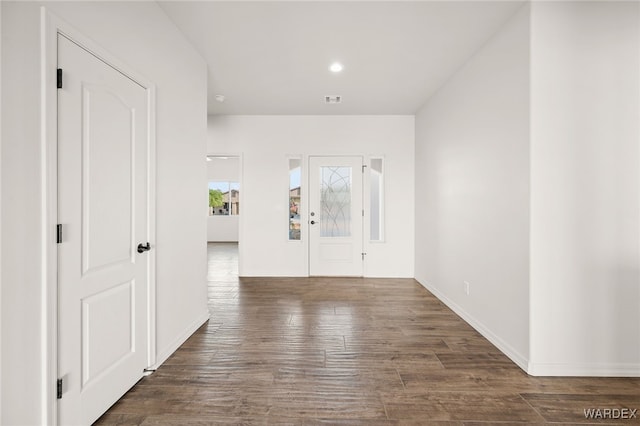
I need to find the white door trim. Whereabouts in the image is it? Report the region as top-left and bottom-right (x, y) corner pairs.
(41, 8), (157, 425)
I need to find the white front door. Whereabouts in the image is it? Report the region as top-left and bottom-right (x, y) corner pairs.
(309, 156), (363, 276)
(57, 34), (149, 425)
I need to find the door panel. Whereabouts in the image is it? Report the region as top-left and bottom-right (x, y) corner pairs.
(309, 156), (363, 276)
(81, 84), (134, 275)
(58, 34), (148, 425)
(81, 280), (134, 387)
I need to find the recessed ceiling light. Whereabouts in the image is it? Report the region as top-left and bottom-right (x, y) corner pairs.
(329, 62), (343, 73)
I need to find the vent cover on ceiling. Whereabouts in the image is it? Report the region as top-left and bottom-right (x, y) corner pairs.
(325, 95), (342, 104)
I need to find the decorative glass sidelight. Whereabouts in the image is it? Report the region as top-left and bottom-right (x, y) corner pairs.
(370, 158), (384, 241)
(289, 158), (302, 240)
(320, 166), (352, 237)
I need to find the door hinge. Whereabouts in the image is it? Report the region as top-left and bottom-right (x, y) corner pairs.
(56, 224), (62, 244)
(57, 69), (63, 89)
(56, 378), (63, 399)
(362, 209), (365, 217)
(362, 164), (367, 173)
(361, 252), (367, 261)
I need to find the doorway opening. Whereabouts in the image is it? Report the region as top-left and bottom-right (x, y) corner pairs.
(206, 155), (241, 280)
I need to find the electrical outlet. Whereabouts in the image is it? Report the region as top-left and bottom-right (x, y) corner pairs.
(464, 281), (470, 295)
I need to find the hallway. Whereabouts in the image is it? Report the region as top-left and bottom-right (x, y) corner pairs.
(95, 243), (640, 424)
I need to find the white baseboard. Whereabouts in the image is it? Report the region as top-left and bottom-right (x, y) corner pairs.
(241, 274), (309, 277)
(239, 273), (415, 279)
(528, 362), (640, 377)
(416, 279), (530, 372)
(149, 310), (210, 370)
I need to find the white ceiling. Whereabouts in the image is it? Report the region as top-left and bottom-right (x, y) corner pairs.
(158, 1), (524, 115)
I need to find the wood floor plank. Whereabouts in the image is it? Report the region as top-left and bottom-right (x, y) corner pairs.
(93, 413), (147, 426)
(384, 392), (545, 422)
(521, 393), (640, 424)
(94, 243), (640, 425)
(436, 352), (520, 370)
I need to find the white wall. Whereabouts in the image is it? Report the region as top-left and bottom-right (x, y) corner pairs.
(208, 115), (415, 278)
(2, 5), (45, 422)
(415, 1), (640, 377)
(529, 1), (640, 376)
(1, 2), (209, 424)
(207, 215), (239, 242)
(414, 5), (531, 369)
(0, 2), (3, 421)
(207, 156), (240, 242)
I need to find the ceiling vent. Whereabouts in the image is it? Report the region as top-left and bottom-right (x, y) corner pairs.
(325, 95), (342, 104)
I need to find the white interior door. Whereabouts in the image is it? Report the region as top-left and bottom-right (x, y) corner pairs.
(57, 34), (149, 425)
(309, 156), (363, 276)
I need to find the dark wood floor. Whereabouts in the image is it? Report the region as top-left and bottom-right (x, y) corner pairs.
(95, 243), (640, 425)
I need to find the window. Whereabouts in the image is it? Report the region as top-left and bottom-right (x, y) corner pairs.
(289, 158), (301, 240)
(209, 181), (240, 216)
(370, 158), (384, 241)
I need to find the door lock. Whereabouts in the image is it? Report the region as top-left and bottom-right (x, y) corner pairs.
(137, 242), (151, 253)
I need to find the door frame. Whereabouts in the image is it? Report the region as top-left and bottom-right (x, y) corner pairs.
(307, 155), (365, 277)
(41, 9), (157, 424)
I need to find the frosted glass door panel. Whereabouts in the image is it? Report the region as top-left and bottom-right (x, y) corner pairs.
(320, 166), (352, 238)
